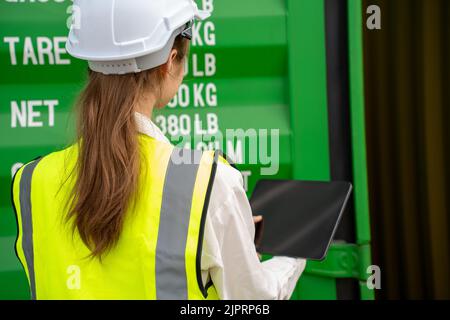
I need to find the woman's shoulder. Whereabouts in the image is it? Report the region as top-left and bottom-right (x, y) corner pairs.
(20, 143), (77, 169)
(206, 155), (247, 217)
(214, 157), (244, 194)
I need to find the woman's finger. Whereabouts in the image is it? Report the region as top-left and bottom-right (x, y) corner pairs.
(253, 215), (263, 223)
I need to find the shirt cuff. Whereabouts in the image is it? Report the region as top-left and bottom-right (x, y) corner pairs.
(261, 257), (307, 299)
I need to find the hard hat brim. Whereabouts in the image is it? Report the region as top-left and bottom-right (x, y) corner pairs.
(194, 10), (211, 20)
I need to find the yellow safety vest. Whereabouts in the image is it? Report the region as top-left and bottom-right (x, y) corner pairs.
(11, 134), (222, 300)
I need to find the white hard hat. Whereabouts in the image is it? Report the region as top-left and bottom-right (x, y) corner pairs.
(66, 0), (211, 75)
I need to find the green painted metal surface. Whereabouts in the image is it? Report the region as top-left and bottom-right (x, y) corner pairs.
(348, 0), (372, 246)
(348, 0), (375, 300)
(0, 0), (373, 300)
(287, 0), (331, 181)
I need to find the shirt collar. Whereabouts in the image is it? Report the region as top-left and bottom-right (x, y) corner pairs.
(134, 112), (170, 143)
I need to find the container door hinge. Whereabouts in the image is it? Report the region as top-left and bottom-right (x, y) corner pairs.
(304, 242), (371, 280)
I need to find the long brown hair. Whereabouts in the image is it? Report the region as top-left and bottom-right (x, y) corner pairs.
(67, 35), (189, 259)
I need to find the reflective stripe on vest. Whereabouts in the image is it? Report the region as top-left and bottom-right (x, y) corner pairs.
(11, 137), (224, 300)
(12, 158), (42, 300)
(156, 148), (218, 299)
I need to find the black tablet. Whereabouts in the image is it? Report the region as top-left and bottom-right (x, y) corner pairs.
(250, 179), (352, 261)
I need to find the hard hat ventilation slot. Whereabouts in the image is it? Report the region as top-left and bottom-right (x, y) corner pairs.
(88, 59), (140, 75)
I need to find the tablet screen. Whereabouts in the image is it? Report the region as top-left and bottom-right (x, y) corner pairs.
(250, 180), (352, 260)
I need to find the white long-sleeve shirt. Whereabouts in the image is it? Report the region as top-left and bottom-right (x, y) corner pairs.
(135, 112), (307, 300)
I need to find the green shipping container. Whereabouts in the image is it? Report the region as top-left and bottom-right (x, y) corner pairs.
(0, 0), (373, 300)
